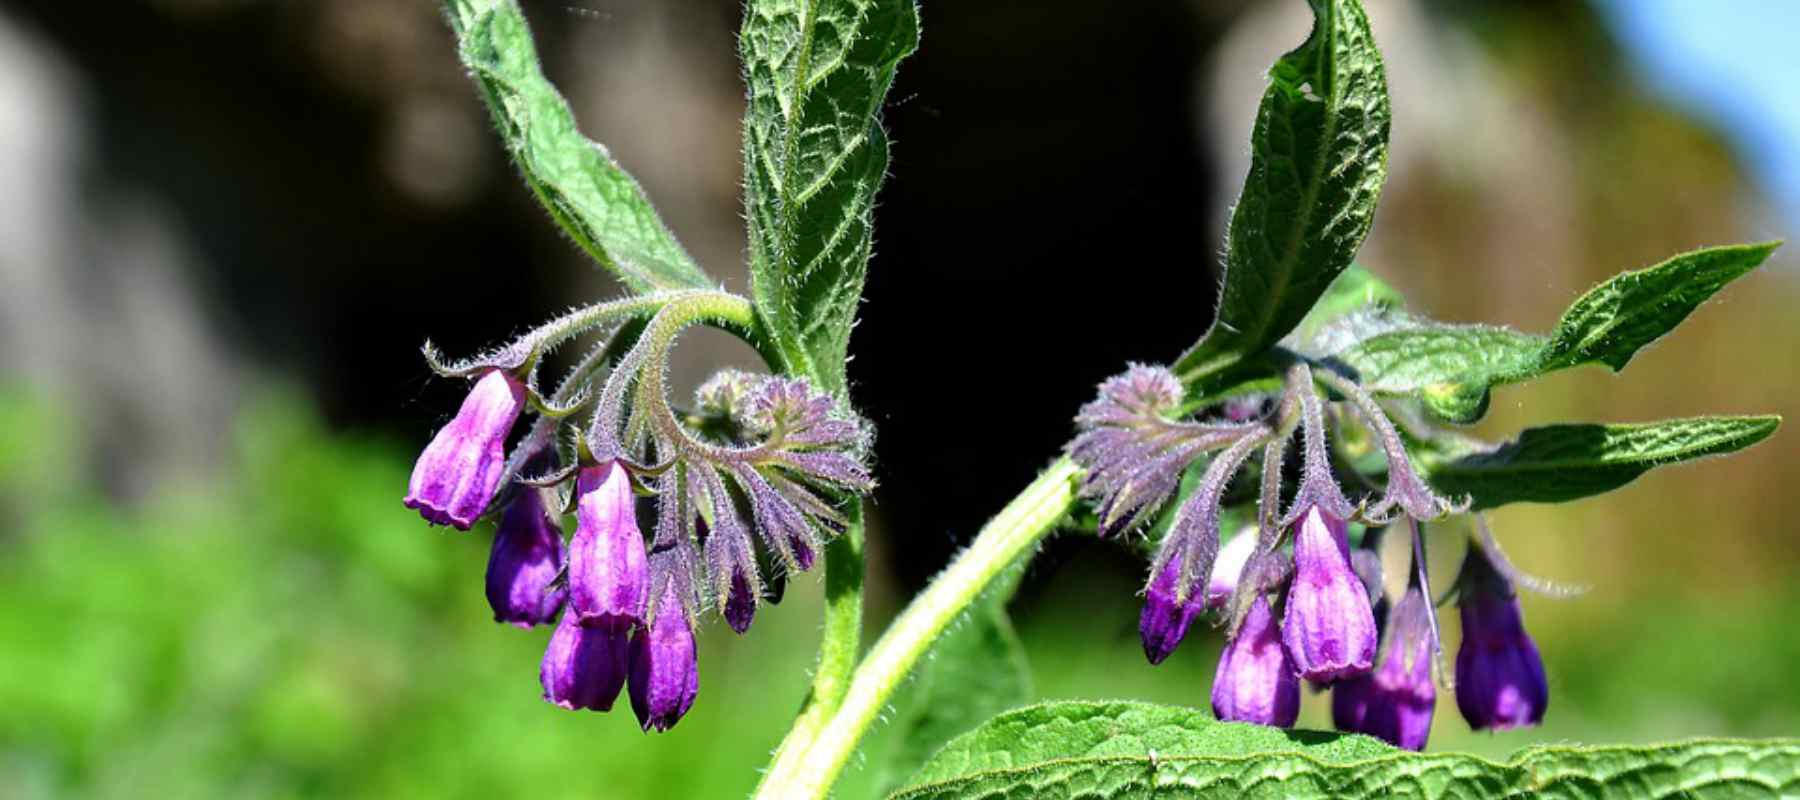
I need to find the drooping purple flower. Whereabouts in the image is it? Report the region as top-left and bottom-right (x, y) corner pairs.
(1139, 556), (1204, 665)
(1455, 554), (1548, 730)
(485, 483), (568, 628)
(1211, 595), (1300, 727)
(405, 369), (526, 529)
(569, 461), (648, 630)
(1137, 530), (1258, 665)
(629, 583), (700, 733)
(1138, 429), (1267, 665)
(1282, 505), (1377, 682)
(540, 610), (629, 711)
(1331, 588), (1438, 750)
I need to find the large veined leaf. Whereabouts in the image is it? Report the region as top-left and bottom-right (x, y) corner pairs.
(444, 0), (714, 292)
(1416, 415), (1780, 510)
(741, 0), (919, 390)
(1173, 0), (1391, 388)
(1327, 242), (1779, 422)
(890, 701), (1800, 799)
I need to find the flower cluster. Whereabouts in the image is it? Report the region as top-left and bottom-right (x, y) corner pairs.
(404, 303), (870, 732)
(1068, 363), (1552, 749)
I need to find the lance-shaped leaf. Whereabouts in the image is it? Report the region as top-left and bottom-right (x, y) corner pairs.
(741, 0), (919, 391)
(1328, 242), (1780, 422)
(1173, 0), (1391, 387)
(890, 700), (1800, 800)
(1417, 416), (1780, 510)
(444, 0), (713, 292)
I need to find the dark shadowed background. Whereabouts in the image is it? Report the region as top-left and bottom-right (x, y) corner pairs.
(3, 0), (1798, 797)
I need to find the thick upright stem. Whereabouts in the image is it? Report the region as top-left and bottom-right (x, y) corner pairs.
(754, 458), (1082, 800)
(757, 504), (865, 793)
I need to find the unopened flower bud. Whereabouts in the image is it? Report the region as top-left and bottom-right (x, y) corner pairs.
(405, 369), (526, 529)
(1331, 588), (1437, 750)
(485, 483), (568, 628)
(1282, 505), (1377, 682)
(1139, 556), (1204, 666)
(1139, 531), (1256, 665)
(629, 584), (699, 732)
(540, 611), (629, 711)
(724, 567), (756, 635)
(1211, 595), (1299, 727)
(569, 462), (648, 630)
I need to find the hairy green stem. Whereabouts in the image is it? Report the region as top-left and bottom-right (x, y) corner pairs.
(757, 504), (866, 795)
(754, 458), (1082, 800)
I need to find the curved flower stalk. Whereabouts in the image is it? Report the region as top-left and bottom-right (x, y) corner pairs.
(403, 290), (873, 732)
(1066, 358), (1568, 741)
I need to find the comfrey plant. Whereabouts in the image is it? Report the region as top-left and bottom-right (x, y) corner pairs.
(410, 302), (871, 728)
(409, 1), (1794, 797)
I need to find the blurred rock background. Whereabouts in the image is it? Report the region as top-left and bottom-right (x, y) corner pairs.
(1, 0), (1796, 796)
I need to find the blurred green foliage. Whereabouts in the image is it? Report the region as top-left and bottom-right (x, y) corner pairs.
(0, 389), (824, 799)
(2, 382), (1796, 798)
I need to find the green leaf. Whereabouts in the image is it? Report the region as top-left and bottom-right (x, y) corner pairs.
(1419, 415), (1780, 510)
(1329, 242), (1780, 422)
(890, 700), (1800, 800)
(1330, 321), (1541, 422)
(741, 0), (919, 390)
(870, 555), (1034, 796)
(444, 0), (714, 292)
(1173, 0), (1391, 386)
(1289, 263), (1406, 346)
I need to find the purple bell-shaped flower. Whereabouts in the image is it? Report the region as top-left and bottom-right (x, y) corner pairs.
(1139, 556), (1203, 666)
(485, 482), (568, 628)
(405, 369), (526, 529)
(1331, 588), (1437, 750)
(1140, 531), (1256, 665)
(569, 461), (648, 630)
(1281, 505), (1377, 682)
(629, 584), (700, 732)
(1211, 594), (1300, 727)
(540, 610), (630, 711)
(1455, 549), (1548, 730)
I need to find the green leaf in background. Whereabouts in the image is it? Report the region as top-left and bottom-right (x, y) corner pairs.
(890, 701), (1800, 800)
(1419, 415), (1780, 510)
(444, 0), (714, 293)
(1288, 263), (1405, 347)
(1173, 0), (1391, 387)
(741, 0), (920, 390)
(1328, 242), (1780, 422)
(868, 555), (1034, 797)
